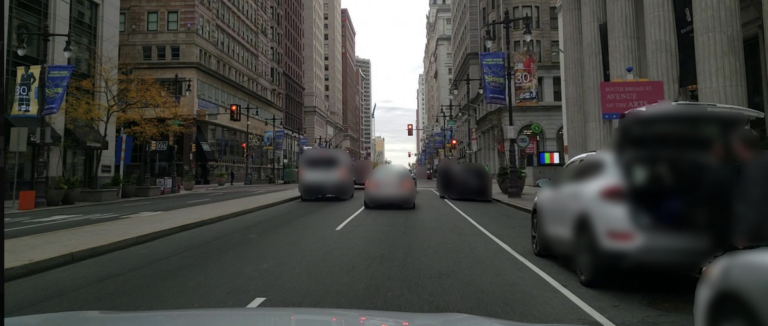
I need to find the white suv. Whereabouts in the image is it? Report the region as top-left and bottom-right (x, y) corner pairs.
(531, 102), (765, 287)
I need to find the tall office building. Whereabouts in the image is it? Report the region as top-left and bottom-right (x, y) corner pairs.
(374, 136), (386, 165)
(341, 9), (361, 159)
(417, 74), (426, 153)
(468, 0), (563, 174)
(323, 0), (344, 145)
(117, 0), (285, 182)
(356, 57), (372, 159)
(4, 0), (121, 190)
(423, 0), (453, 166)
(282, 0), (305, 160)
(302, 0), (329, 144)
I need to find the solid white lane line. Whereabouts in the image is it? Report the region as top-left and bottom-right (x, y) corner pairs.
(5, 215), (95, 231)
(121, 211), (163, 218)
(187, 199), (211, 203)
(442, 199), (616, 326)
(246, 297), (267, 308)
(208, 193), (224, 196)
(123, 202), (148, 206)
(26, 215), (81, 222)
(336, 207), (365, 231)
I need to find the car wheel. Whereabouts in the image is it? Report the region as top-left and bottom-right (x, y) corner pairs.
(531, 211), (549, 257)
(708, 294), (761, 326)
(575, 224), (602, 287)
(364, 201), (371, 209)
(410, 202), (416, 209)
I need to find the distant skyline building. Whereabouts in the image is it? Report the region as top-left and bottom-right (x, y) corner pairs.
(323, 0), (344, 145)
(303, 0), (329, 145)
(356, 57), (373, 159)
(374, 136), (386, 165)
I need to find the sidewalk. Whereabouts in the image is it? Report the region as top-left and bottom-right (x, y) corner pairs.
(491, 181), (537, 213)
(3, 183), (290, 215)
(4, 188), (300, 281)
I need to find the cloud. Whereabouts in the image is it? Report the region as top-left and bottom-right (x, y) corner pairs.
(342, 0), (429, 167)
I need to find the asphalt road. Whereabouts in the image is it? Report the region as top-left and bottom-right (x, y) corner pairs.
(4, 180), (696, 325)
(3, 184), (297, 240)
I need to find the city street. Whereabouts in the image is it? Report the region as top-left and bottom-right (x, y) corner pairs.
(5, 180), (697, 326)
(3, 184), (297, 240)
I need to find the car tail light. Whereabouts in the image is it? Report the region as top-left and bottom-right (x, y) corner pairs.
(601, 185), (625, 201)
(607, 230), (635, 242)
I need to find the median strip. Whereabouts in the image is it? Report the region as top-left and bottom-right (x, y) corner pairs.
(4, 189), (300, 282)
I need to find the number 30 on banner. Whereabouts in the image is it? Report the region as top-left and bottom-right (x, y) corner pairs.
(515, 72), (531, 84)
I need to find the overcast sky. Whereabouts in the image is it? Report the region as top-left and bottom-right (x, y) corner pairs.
(341, 0), (429, 167)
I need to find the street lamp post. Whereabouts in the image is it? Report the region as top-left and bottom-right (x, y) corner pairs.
(265, 116), (283, 183)
(168, 74), (192, 193)
(451, 74), (484, 163)
(15, 24), (74, 207)
(485, 9), (533, 198)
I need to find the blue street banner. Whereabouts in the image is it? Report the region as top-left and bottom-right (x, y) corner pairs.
(11, 65), (42, 117)
(275, 130), (284, 151)
(434, 132), (444, 148)
(263, 131), (274, 149)
(300, 137), (308, 147)
(115, 136), (134, 165)
(444, 129), (453, 149)
(43, 65), (75, 116)
(480, 52), (507, 105)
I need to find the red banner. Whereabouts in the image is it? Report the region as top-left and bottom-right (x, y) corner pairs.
(600, 81), (664, 119)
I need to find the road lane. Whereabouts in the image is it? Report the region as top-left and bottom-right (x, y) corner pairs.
(4, 184), (297, 239)
(445, 196), (697, 326)
(4, 186), (694, 326)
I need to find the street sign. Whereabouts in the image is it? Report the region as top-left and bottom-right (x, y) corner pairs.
(505, 126), (516, 139)
(156, 141), (169, 151)
(448, 119), (457, 126)
(531, 124), (543, 134)
(516, 136), (530, 147)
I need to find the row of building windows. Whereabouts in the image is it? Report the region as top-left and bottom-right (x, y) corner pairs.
(142, 45), (180, 61)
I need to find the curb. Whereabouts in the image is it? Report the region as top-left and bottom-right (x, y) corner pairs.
(3, 192), (195, 216)
(4, 195), (300, 282)
(492, 198), (533, 214)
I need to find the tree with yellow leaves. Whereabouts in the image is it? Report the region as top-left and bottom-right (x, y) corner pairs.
(65, 56), (192, 187)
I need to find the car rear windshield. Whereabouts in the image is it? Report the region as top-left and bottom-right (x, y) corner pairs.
(303, 157), (340, 169)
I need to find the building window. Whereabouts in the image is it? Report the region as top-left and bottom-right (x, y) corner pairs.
(167, 11), (179, 31)
(491, 0), (496, 10)
(448, 68), (452, 75)
(522, 6), (532, 28)
(325, 85), (329, 92)
(324, 34), (328, 40)
(551, 41), (560, 63)
(553, 77), (562, 101)
(550, 7), (558, 29)
(142, 46), (152, 60)
(119, 13), (126, 32)
(324, 13), (328, 20)
(514, 41), (521, 53)
(325, 64), (329, 71)
(147, 12), (158, 31)
(513, 7), (521, 29)
(324, 54), (329, 61)
(534, 6), (540, 28)
(491, 20), (497, 40)
(325, 74), (329, 81)
(171, 46), (180, 60)
(324, 23), (328, 29)
(157, 46), (166, 60)
(536, 40), (542, 62)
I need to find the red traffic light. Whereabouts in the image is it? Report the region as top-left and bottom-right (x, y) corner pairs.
(241, 142), (247, 149)
(408, 152), (412, 157)
(230, 104), (241, 121)
(451, 139), (457, 145)
(407, 124), (414, 136)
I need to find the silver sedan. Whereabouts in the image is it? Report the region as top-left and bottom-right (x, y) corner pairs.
(364, 165), (417, 209)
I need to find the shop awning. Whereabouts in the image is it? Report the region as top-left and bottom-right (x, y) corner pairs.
(64, 124), (109, 150)
(196, 125), (216, 163)
(7, 116), (62, 143)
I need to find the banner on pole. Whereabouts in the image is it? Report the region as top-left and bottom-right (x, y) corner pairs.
(275, 130), (285, 151)
(513, 52), (539, 106)
(43, 65), (75, 116)
(11, 65), (42, 117)
(480, 52), (507, 105)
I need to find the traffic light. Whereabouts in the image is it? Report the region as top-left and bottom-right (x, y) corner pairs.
(407, 124), (413, 136)
(230, 104), (241, 121)
(242, 142), (247, 158)
(408, 152), (412, 157)
(191, 144), (197, 152)
(451, 139), (458, 149)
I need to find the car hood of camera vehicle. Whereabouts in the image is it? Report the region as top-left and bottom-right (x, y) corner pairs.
(4, 308), (583, 326)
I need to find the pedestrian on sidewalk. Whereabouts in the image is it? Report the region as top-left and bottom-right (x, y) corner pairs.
(230, 170), (235, 185)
